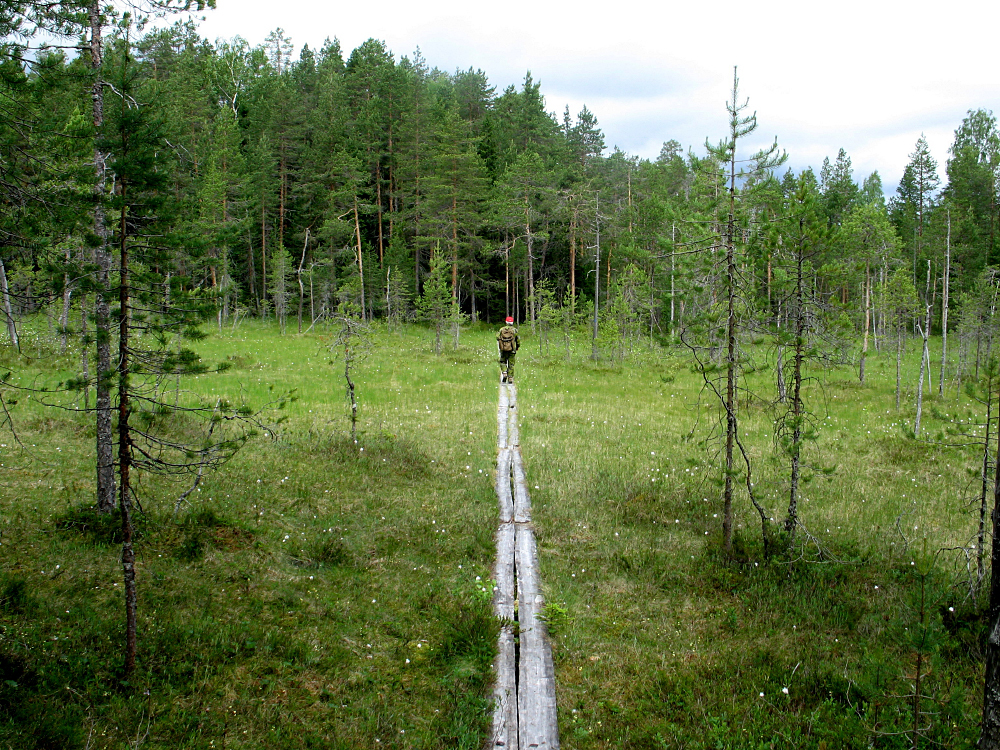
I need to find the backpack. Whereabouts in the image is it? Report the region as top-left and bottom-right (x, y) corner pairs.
(498, 329), (516, 352)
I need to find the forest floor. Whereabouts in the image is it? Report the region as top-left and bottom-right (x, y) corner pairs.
(0, 318), (989, 749)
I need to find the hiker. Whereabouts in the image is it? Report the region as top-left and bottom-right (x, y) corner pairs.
(497, 316), (519, 383)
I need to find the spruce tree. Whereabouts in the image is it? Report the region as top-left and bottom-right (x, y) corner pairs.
(415, 251), (450, 355)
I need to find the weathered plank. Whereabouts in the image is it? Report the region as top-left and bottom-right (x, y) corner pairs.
(496, 449), (513, 523)
(507, 396), (520, 448)
(492, 625), (518, 748)
(494, 523), (516, 620)
(515, 524), (560, 749)
(492, 520), (518, 748)
(498, 385), (510, 448)
(511, 448), (531, 524)
(493, 382), (518, 746)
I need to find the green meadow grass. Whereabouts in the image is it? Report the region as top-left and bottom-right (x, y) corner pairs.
(0, 318), (988, 748)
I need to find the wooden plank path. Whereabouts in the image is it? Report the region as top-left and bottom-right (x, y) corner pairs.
(492, 382), (559, 749)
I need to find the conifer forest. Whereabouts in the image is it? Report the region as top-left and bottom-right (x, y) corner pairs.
(5, 2), (1000, 749)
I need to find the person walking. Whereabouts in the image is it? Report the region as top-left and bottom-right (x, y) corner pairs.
(497, 316), (520, 383)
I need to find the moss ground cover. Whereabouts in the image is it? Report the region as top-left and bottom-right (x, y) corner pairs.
(0, 319), (988, 748)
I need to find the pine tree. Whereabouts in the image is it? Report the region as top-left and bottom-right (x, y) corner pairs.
(567, 105), (605, 168)
(422, 105), (489, 309)
(819, 147), (859, 227)
(91, 25), (267, 678)
(892, 135), (941, 286)
(775, 173), (828, 547)
(702, 67), (785, 553)
(343, 38), (398, 265)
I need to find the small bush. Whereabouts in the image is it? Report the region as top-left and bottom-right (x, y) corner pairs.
(308, 536), (353, 568)
(175, 528), (207, 562)
(0, 577), (35, 613)
(54, 504), (143, 545)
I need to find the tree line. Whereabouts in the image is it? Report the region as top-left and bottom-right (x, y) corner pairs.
(2, 9), (999, 351)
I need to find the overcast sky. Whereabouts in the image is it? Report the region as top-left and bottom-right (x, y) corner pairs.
(183, 0), (999, 195)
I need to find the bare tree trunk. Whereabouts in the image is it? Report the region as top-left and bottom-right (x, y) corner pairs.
(777, 346), (787, 403)
(452, 182), (459, 303)
(117, 191), (137, 677)
(221, 254), (230, 328)
(723, 139), (738, 553)
(261, 203), (268, 316)
(296, 228), (309, 334)
(354, 196), (366, 322)
(80, 293), (90, 410)
(860, 262), (870, 384)
(766, 250), (772, 313)
(214, 268), (223, 333)
(606, 241), (613, 310)
(873, 263), (882, 352)
(525, 199), (536, 333)
(896, 324), (903, 411)
(413, 115), (423, 295)
(90, 0), (115, 514)
(785, 233), (805, 545)
(0, 256), (18, 350)
(925, 260), (934, 386)
(504, 236), (510, 320)
(979, 376), (994, 596)
(940, 211), (951, 396)
(470, 269), (477, 323)
(278, 146), (286, 251)
(915, 306), (931, 437)
(376, 161), (384, 266)
(882, 263), (889, 344)
(345, 342), (357, 441)
(978, 379), (1000, 747)
(245, 227), (257, 308)
(591, 197), (600, 361)
(670, 223), (676, 340)
(59, 245), (73, 354)
(524, 268), (529, 325)
(569, 207), (577, 317)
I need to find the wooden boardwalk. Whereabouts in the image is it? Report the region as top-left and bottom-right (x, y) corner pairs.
(492, 382), (559, 749)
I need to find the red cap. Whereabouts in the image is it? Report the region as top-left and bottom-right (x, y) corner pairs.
(505, 316), (514, 324)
